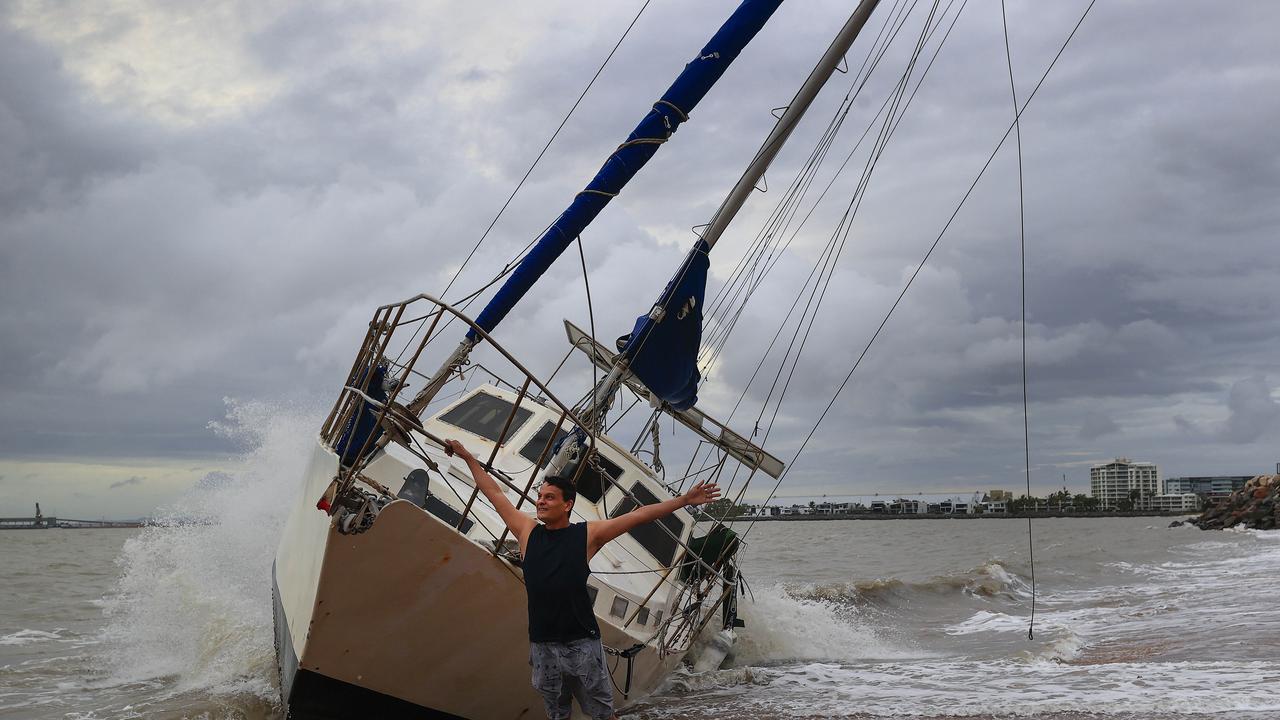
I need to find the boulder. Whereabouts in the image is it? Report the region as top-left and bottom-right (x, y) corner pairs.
(1192, 474), (1280, 531)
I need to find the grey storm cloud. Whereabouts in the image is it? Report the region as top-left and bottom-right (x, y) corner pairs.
(1078, 413), (1120, 442)
(109, 476), (144, 490)
(2, 0), (1279, 507)
(1222, 376), (1280, 445)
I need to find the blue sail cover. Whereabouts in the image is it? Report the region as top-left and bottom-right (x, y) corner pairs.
(621, 240), (710, 410)
(335, 362), (387, 467)
(468, 0), (783, 341)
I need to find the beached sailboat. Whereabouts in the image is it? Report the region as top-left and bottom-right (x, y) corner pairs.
(270, 0), (898, 716)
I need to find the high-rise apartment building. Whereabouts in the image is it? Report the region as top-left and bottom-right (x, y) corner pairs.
(1090, 458), (1159, 509)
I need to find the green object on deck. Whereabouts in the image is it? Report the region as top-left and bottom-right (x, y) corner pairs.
(680, 525), (740, 583)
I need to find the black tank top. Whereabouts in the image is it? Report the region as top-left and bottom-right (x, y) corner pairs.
(523, 522), (601, 643)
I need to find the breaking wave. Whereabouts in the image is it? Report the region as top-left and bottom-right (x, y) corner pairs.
(851, 560), (1033, 604)
(0, 629), (66, 646)
(731, 582), (930, 666)
(96, 399), (323, 702)
(737, 559), (1032, 615)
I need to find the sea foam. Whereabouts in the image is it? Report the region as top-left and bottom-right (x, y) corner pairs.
(97, 399), (323, 702)
(731, 583), (927, 665)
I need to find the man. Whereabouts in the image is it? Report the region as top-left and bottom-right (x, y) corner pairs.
(443, 439), (720, 720)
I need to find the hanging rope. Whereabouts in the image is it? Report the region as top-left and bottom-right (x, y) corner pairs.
(740, 0), (947, 454)
(700, 0), (923, 365)
(682, 0), (967, 503)
(742, 0), (1099, 544)
(574, 233), (608, 434)
(1001, 0), (1037, 642)
(702, 0), (969, 378)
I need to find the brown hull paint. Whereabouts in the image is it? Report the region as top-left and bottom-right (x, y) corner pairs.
(276, 497), (683, 718)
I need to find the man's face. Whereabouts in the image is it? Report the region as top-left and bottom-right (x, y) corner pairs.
(536, 483), (572, 523)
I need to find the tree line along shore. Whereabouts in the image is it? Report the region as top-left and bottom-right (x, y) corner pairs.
(716, 510), (1193, 522)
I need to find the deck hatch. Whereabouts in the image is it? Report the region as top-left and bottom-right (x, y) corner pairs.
(439, 392), (533, 443)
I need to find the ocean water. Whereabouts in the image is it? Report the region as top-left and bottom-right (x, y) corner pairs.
(2, 407), (1277, 719)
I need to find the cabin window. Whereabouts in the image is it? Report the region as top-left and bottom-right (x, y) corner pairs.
(636, 606), (650, 626)
(587, 585), (599, 605)
(518, 422), (569, 467)
(610, 596), (629, 619)
(609, 483), (686, 565)
(439, 392), (532, 444)
(572, 452), (623, 505)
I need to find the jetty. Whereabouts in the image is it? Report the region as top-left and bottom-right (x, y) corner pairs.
(0, 503), (144, 530)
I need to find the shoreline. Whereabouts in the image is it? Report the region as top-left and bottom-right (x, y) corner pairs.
(719, 511), (1196, 522)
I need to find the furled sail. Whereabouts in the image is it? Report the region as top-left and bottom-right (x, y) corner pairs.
(602, 0), (885, 413)
(468, 0), (783, 341)
(618, 240), (710, 410)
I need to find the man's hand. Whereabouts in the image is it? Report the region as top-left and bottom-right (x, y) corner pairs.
(443, 439), (474, 461)
(443, 438), (536, 553)
(681, 481), (721, 507)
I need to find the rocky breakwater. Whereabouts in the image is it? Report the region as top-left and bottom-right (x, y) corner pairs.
(1191, 474), (1279, 531)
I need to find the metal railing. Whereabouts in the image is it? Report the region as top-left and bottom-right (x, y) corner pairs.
(317, 293), (752, 651)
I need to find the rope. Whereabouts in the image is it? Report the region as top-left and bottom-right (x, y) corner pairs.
(654, 99), (689, 122)
(439, 0), (654, 300)
(1001, 0), (1037, 642)
(616, 137), (667, 150)
(576, 234), (601, 421)
(743, 0), (1099, 543)
(702, 0), (967, 374)
(612, 0), (923, 389)
(749, 0), (944, 453)
(700, 0), (919, 344)
(700, 0), (915, 360)
(697, 0), (948, 528)
(679, 0), (947, 512)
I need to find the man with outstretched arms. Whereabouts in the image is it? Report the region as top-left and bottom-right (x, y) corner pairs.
(443, 439), (720, 720)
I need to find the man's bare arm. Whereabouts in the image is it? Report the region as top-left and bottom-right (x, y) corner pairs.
(587, 481), (720, 558)
(444, 440), (536, 548)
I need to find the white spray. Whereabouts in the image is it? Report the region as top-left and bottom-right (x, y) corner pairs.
(98, 400), (324, 701)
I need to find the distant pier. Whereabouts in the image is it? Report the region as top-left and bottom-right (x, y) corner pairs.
(0, 503), (144, 530)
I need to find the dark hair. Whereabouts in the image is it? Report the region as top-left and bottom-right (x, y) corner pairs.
(541, 473), (576, 505)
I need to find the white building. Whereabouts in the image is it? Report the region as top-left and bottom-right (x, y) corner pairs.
(1147, 493), (1201, 512)
(1091, 458), (1159, 509)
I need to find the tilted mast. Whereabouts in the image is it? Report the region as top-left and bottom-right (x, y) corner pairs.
(409, 0), (787, 416)
(598, 0), (883, 415)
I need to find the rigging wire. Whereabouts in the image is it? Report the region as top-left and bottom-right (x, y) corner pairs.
(702, 0), (966, 375)
(1000, 0), (1037, 642)
(618, 0), (920, 394)
(395, 1), (653, 361)
(752, 0), (944, 450)
(576, 234), (601, 419)
(685, 0), (965, 509)
(742, 0), (1099, 544)
(700, 0), (920, 361)
(440, 0), (654, 300)
(700, 0), (949, 528)
(570, 1), (925, 530)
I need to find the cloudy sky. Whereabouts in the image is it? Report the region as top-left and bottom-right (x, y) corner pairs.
(2, 0), (1278, 519)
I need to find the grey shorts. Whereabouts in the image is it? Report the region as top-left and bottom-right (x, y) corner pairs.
(529, 637), (614, 720)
